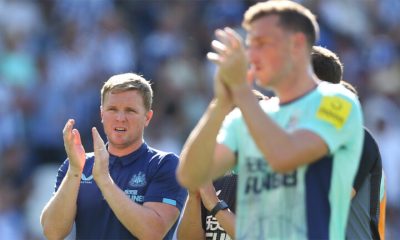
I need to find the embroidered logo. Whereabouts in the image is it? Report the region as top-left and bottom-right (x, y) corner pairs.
(81, 173), (93, 184)
(129, 171), (147, 187)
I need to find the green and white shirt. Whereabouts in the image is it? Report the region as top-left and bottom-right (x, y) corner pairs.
(218, 82), (364, 240)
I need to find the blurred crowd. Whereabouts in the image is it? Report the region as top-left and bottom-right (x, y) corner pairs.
(0, 0), (399, 239)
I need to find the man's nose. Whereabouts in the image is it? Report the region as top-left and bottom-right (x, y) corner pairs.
(116, 111), (126, 121)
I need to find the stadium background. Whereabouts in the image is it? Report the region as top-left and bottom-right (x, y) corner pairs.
(0, 0), (399, 239)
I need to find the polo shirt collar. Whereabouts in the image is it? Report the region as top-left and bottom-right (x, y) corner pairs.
(108, 143), (149, 167)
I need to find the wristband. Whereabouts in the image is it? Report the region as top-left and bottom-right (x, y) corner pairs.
(210, 200), (229, 217)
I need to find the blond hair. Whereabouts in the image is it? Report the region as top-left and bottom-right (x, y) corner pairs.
(101, 73), (153, 111)
(243, 0), (319, 48)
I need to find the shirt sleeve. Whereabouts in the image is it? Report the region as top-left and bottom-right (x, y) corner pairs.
(217, 109), (240, 154)
(144, 154), (188, 211)
(299, 94), (364, 154)
(54, 159), (69, 193)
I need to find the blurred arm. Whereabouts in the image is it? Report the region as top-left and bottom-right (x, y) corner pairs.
(177, 100), (235, 191)
(232, 85), (328, 172)
(214, 208), (236, 238)
(177, 191), (206, 240)
(200, 183), (236, 238)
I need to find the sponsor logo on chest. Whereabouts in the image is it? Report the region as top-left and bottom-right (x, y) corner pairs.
(81, 173), (93, 184)
(129, 171), (147, 187)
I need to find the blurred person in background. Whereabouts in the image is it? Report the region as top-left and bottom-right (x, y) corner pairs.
(312, 45), (386, 240)
(177, 174), (237, 240)
(40, 73), (187, 239)
(177, 44), (385, 240)
(0, 144), (32, 240)
(177, 90), (265, 240)
(178, 1), (363, 239)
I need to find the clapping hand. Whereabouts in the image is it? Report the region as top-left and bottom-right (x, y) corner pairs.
(207, 27), (248, 91)
(92, 127), (112, 187)
(63, 119), (86, 174)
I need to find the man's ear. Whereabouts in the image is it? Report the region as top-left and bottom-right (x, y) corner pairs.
(145, 110), (153, 127)
(289, 32), (309, 63)
(291, 32), (307, 52)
